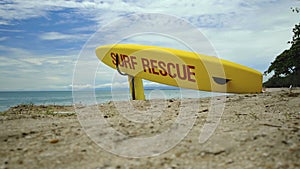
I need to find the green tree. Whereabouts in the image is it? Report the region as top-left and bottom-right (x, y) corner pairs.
(264, 8), (300, 87)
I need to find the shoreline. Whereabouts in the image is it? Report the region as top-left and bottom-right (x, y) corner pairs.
(0, 89), (299, 168)
(0, 87), (292, 113)
(0, 87), (296, 113)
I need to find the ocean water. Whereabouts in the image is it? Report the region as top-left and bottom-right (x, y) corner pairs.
(0, 89), (222, 112)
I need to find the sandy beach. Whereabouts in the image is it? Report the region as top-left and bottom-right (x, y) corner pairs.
(0, 89), (299, 169)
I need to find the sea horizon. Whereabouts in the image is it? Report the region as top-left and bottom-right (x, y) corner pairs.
(0, 89), (223, 112)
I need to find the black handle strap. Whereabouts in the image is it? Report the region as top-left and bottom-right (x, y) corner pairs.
(115, 54), (128, 76)
(115, 55), (136, 100)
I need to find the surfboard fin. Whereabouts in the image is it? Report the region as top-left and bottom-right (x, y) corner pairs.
(212, 77), (231, 85)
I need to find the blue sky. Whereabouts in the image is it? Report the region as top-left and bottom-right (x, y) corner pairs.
(0, 0), (299, 91)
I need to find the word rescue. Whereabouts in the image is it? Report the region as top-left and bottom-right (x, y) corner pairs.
(111, 52), (196, 82)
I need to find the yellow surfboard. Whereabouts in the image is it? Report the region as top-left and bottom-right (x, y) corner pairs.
(96, 44), (262, 94)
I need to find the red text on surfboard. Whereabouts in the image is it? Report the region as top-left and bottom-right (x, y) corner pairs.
(111, 52), (137, 69)
(141, 58), (196, 82)
(111, 52), (196, 83)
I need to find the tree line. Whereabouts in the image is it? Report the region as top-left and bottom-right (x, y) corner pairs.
(264, 7), (300, 87)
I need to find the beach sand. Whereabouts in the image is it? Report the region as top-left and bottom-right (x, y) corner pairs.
(0, 89), (299, 169)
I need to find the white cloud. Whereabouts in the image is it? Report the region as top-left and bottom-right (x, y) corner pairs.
(0, 28), (24, 32)
(71, 81), (130, 90)
(1, 0), (299, 27)
(39, 32), (90, 41)
(71, 84), (94, 89)
(0, 0), (138, 25)
(0, 20), (10, 25)
(0, 45), (33, 57)
(198, 0), (299, 72)
(0, 37), (8, 41)
(0, 45), (77, 91)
